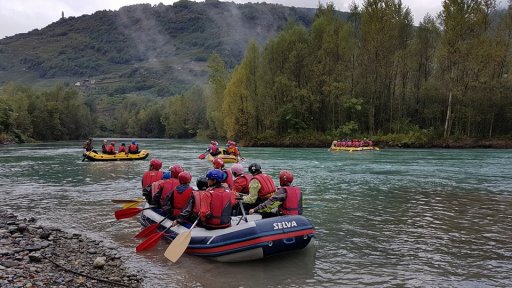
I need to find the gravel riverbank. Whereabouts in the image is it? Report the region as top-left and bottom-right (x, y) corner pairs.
(0, 211), (143, 288)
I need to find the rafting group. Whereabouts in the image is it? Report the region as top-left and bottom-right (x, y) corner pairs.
(112, 143), (315, 262)
(82, 138), (149, 161)
(329, 138), (380, 152)
(198, 140), (244, 163)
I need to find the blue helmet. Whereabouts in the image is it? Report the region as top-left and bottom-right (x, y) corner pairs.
(131, 139), (136, 144)
(162, 171), (171, 180)
(206, 169), (224, 183)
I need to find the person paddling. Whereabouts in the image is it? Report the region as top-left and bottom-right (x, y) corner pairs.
(142, 159), (163, 203)
(174, 169), (232, 230)
(118, 143), (127, 154)
(128, 140), (139, 154)
(162, 171), (194, 219)
(238, 163), (276, 211)
(83, 138), (93, 152)
(249, 170), (302, 218)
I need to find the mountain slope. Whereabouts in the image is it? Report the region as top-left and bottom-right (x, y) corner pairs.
(0, 0), (338, 96)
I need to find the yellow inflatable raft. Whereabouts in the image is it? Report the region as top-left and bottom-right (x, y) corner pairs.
(83, 150), (150, 161)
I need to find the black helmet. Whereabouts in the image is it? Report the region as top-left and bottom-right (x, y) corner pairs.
(248, 163), (261, 175)
(196, 176), (208, 190)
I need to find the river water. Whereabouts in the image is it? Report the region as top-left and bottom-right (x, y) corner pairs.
(1, 139), (511, 287)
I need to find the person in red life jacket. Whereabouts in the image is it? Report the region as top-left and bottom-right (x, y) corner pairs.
(207, 140), (221, 157)
(212, 158), (234, 189)
(174, 169), (232, 229)
(249, 170), (302, 217)
(142, 159), (163, 203)
(238, 163), (276, 210)
(162, 171), (193, 219)
(226, 140), (240, 157)
(101, 140), (108, 154)
(105, 142), (116, 155)
(128, 139), (139, 154)
(118, 143), (127, 154)
(172, 176), (208, 228)
(231, 163), (251, 195)
(152, 164), (183, 208)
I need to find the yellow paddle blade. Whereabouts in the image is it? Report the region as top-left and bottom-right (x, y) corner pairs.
(164, 219), (199, 263)
(164, 231), (192, 263)
(122, 202), (141, 209)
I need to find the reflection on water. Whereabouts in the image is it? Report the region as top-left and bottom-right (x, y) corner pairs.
(1, 140), (511, 287)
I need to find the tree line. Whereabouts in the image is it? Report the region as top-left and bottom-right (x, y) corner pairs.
(1, 0), (511, 146)
(204, 0), (512, 144)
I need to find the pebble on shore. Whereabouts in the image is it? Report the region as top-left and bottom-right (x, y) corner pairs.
(0, 211), (143, 288)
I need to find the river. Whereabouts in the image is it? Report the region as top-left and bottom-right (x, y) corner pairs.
(1, 139), (511, 287)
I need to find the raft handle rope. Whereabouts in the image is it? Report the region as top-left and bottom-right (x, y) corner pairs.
(42, 253), (130, 287)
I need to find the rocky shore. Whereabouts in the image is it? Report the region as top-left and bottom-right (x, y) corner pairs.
(0, 211), (143, 288)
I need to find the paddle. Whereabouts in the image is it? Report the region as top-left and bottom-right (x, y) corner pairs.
(198, 152), (206, 159)
(122, 201), (142, 209)
(114, 207), (153, 220)
(135, 221), (176, 252)
(164, 218), (199, 263)
(236, 199), (248, 225)
(111, 197), (145, 204)
(134, 217), (168, 238)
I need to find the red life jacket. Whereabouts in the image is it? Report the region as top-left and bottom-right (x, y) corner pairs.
(210, 145), (218, 154)
(118, 146), (127, 153)
(253, 173), (276, 200)
(279, 186), (302, 215)
(150, 180), (164, 199)
(233, 174), (251, 194)
(129, 144), (138, 153)
(222, 168), (234, 189)
(192, 191), (210, 224)
(227, 146), (239, 156)
(106, 145), (115, 154)
(204, 187), (232, 229)
(142, 170), (163, 190)
(159, 178), (180, 207)
(171, 186), (193, 217)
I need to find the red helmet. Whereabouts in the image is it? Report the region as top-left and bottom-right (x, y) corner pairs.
(178, 171), (192, 184)
(149, 159), (162, 170)
(227, 140), (236, 146)
(279, 170), (294, 186)
(210, 140), (218, 145)
(170, 164), (184, 178)
(213, 158), (224, 169)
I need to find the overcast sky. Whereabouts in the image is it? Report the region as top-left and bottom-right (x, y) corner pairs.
(0, 0), (444, 39)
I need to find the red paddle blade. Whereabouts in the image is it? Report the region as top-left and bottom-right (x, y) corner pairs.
(134, 223), (159, 238)
(114, 207), (143, 220)
(135, 231), (165, 252)
(198, 154), (205, 159)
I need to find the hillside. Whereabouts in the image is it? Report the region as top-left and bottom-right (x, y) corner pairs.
(0, 0), (338, 97)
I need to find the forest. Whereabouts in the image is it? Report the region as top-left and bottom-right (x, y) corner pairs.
(1, 0), (511, 147)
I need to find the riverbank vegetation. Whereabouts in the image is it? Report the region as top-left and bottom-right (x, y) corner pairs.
(1, 1), (511, 148)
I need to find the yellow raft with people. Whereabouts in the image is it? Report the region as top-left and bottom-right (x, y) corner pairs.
(83, 150), (150, 161)
(328, 141), (380, 152)
(207, 148), (239, 163)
